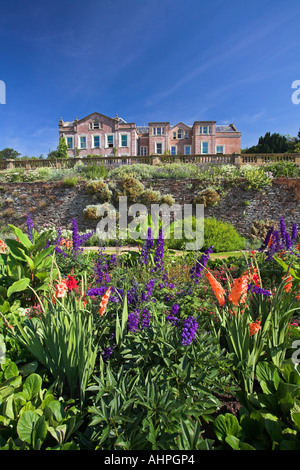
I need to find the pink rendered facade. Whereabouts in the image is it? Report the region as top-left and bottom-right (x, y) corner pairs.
(58, 112), (241, 157)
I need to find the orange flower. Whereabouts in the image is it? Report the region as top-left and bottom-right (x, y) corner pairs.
(282, 275), (293, 293)
(55, 279), (68, 298)
(268, 234), (273, 248)
(249, 320), (261, 336)
(0, 239), (7, 253)
(206, 272), (226, 307)
(228, 273), (249, 306)
(98, 287), (112, 316)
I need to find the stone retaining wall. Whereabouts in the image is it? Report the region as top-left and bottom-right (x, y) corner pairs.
(0, 178), (299, 237)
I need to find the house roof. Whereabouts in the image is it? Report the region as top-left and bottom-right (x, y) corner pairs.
(170, 122), (192, 130)
(216, 124), (239, 133)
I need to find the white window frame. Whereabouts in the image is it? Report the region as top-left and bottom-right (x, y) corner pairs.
(177, 129), (184, 139)
(170, 145), (177, 155)
(105, 134), (114, 148)
(153, 127), (165, 136)
(66, 136), (74, 149)
(92, 134), (101, 149)
(119, 133), (129, 148)
(199, 125), (211, 135)
(216, 145), (225, 154)
(184, 145), (191, 155)
(78, 135), (87, 150)
(140, 146), (148, 156)
(155, 142), (163, 155)
(185, 131), (189, 139)
(201, 141), (209, 154)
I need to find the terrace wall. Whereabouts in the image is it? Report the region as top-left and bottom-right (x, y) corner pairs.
(0, 178), (299, 238)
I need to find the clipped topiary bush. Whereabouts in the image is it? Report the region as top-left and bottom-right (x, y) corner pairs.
(85, 180), (112, 201)
(193, 187), (220, 207)
(140, 188), (162, 205)
(160, 193), (175, 206)
(114, 175), (145, 203)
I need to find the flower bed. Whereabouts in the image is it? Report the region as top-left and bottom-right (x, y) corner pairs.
(0, 215), (299, 450)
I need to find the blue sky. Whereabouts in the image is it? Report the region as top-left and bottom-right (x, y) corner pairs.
(0, 0), (300, 156)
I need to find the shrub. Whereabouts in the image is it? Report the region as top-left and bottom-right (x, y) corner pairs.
(62, 176), (79, 187)
(193, 187), (220, 207)
(161, 193), (175, 206)
(240, 165), (273, 190)
(166, 216), (246, 252)
(77, 164), (108, 180)
(115, 176), (145, 203)
(250, 219), (277, 240)
(140, 188), (162, 205)
(264, 161), (300, 177)
(85, 180), (112, 201)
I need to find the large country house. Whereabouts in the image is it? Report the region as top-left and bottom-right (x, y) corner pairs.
(58, 112), (241, 157)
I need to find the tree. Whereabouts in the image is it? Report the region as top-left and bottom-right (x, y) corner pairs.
(0, 148), (21, 160)
(57, 137), (68, 159)
(245, 132), (291, 154)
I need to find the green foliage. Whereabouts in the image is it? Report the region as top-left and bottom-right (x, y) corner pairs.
(0, 361), (83, 450)
(0, 148), (21, 160)
(62, 175), (79, 187)
(57, 137), (68, 159)
(85, 179), (112, 201)
(241, 165), (273, 190)
(11, 292), (98, 405)
(77, 164), (107, 180)
(115, 175), (145, 203)
(0, 224), (56, 306)
(86, 322), (233, 450)
(193, 187), (220, 207)
(243, 132), (293, 154)
(264, 160), (300, 177)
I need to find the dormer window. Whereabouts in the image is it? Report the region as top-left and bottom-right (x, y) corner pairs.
(153, 127), (165, 135)
(89, 121), (102, 130)
(199, 125), (212, 135)
(177, 129), (184, 139)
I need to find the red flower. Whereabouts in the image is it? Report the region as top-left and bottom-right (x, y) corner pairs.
(66, 275), (78, 291)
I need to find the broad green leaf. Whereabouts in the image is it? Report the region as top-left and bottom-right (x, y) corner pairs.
(44, 400), (65, 423)
(33, 247), (55, 269)
(7, 278), (30, 297)
(23, 373), (42, 401)
(291, 412), (300, 430)
(4, 361), (19, 379)
(264, 413), (282, 444)
(5, 239), (27, 261)
(17, 410), (40, 445)
(214, 413), (242, 442)
(8, 225), (33, 249)
(48, 424), (67, 445)
(32, 415), (48, 450)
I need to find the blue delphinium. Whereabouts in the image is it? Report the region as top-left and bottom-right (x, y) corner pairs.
(152, 228), (164, 272)
(291, 223), (298, 245)
(26, 213), (34, 242)
(167, 304), (180, 327)
(190, 245), (214, 283)
(141, 227), (154, 266)
(181, 316), (198, 346)
(71, 218), (81, 258)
